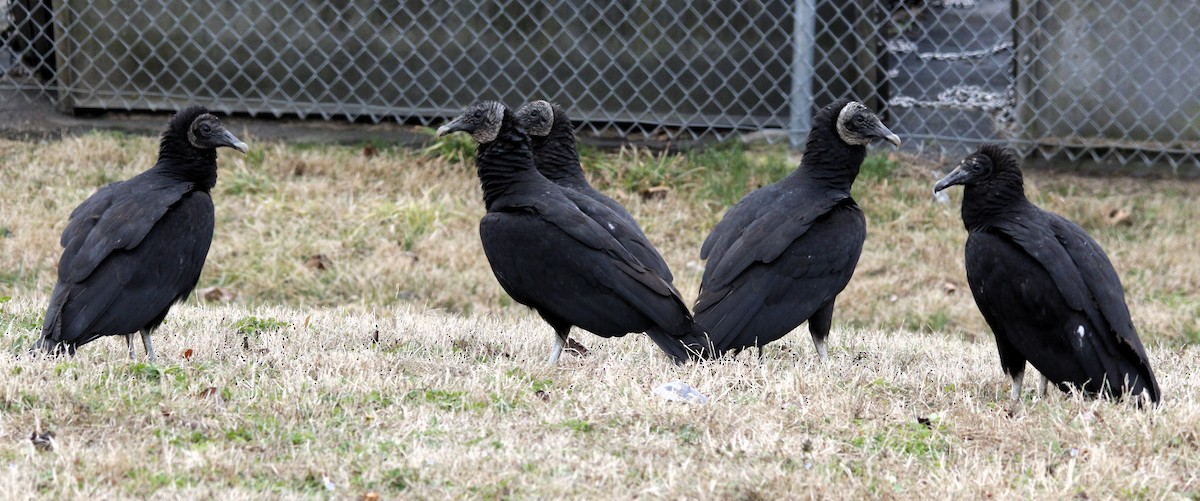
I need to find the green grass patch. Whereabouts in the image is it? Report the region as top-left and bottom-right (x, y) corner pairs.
(0, 392), (38, 412)
(363, 390), (396, 408)
(421, 129), (476, 164)
(685, 141), (793, 206)
(125, 466), (188, 492)
(221, 167), (275, 196)
(859, 153), (899, 180)
(488, 392), (519, 413)
(375, 202), (442, 251)
(126, 363), (163, 381)
(676, 424), (702, 445)
(404, 388), (486, 411)
(288, 431), (314, 445)
(233, 316), (288, 337)
(224, 426), (254, 442)
(383, 466), (421, 491)
(0, 267), (39, 289)
(1183, 325), (1200, 345)
(505, 366), (553, 394)
(52, 361), (80, 376)
(560, 418), (594, 433)
(849, 419), (950, 460)
(169, 430), (211, 448)
(2, 306), (41, 353)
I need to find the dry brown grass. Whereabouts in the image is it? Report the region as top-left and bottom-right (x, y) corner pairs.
(1, 132), (1198, 498)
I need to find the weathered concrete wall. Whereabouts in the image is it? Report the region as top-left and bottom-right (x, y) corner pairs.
(1, 0), (10, 33)
(52, 1), (877, 130)
(1016, 0), (1200, 150)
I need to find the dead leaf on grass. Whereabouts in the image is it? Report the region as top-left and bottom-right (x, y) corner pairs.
(305, 254), (332, 271)
(1104, 207), (1132, 226)
(639, 186), (672, 200)
(290, 159), (309, 177)
(199, 286), (236, 302)
(30, 429), (54, 451)
(565, 338), (590, 357)
(452, 338), (513, 359)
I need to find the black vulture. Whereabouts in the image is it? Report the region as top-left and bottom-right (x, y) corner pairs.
(436, 101), (712, 364)
(514, 100), (674, 283)
(694, 99), (900, 360)
(934, 143), (1160, 403)
(37, 106), (248, 361)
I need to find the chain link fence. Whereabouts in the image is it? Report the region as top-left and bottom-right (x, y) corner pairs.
(2, 0), (1199, 171)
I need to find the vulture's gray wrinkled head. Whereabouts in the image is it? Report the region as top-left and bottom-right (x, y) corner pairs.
(934, 143), (1020, 193)
(436, 101), (507, 144)
(835, 101), (901, 147)
(514, 100), (554, 138)
(186, 113), (248, 153)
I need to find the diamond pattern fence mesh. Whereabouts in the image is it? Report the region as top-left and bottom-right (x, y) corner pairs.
(2, 0), (1199, 172)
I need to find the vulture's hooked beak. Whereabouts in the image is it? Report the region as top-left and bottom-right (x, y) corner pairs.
(933, 163), (971, 193)
(222, 129), (249, 153)
(436, 116), (469, 138)
(870, 119), (902, 147)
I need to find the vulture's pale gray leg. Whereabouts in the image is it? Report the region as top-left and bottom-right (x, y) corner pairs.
(141, 330), (156, 363)
(1010, 368), (1025, 402)
(809, 300), (835, 363)
(813, 338), (830, 363)
(548, 329), (568, 365)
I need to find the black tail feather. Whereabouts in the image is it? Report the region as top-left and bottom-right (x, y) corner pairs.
(646, 323), (715, 364)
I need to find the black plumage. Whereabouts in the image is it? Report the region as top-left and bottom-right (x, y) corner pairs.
(515, 100), (674, 282)
(934, 144), (1160, 403)
(37, 106), (248, 361)
(695, 99), (900, 360)
(436, 101), (712, 364)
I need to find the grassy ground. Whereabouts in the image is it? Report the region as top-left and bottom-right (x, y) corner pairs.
(1, 131), (1198, 498)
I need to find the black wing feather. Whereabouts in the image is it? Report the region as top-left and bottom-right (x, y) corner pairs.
(985, 209), (1159, 401)
(59, 170), (193, 284)
(42, 187), (213, 347)
(1045, 213), (1159, 400)
(702, 187), (848, 291)
(562, 188), (674, 283)
(480, 195), (707, 361)
(697, 200), (865, 352)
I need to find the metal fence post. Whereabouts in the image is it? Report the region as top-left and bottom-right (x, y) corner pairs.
(789, 0), (816, 150)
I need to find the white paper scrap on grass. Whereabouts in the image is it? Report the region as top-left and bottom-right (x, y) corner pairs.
(653, 381), (709, 404)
